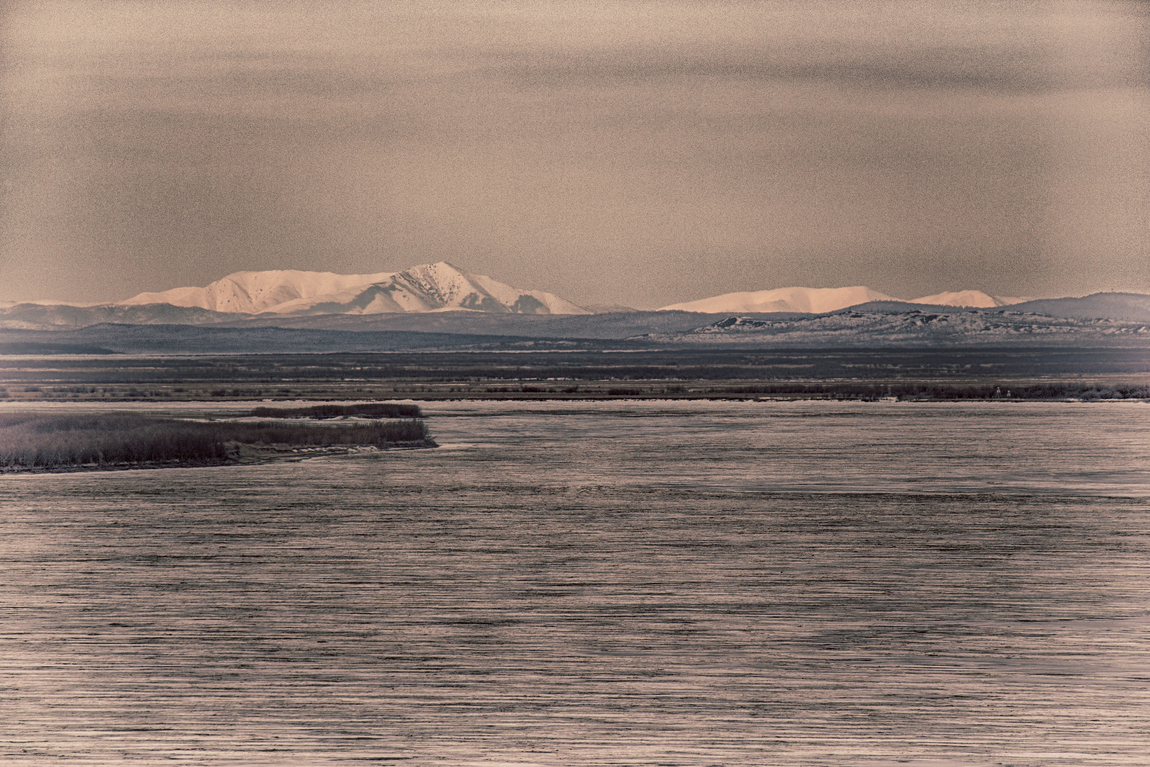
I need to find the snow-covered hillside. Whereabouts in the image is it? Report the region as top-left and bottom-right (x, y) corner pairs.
(910, 290), (1027, 308)
(121, 270), (394, 314)
(660, 286), (895, 314)
(660, 286), (1035, 313)
(281, 262), (588, 315)
(121, 262), (588, 316)
(5, 268), (1150, 339)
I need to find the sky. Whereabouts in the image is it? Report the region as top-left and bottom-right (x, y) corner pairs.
(1, 1), (1148, 309)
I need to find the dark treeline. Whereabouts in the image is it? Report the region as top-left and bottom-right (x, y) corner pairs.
(249, 403), (422, 419)
(6, 347), (1150, 387)
(0, 413), (434, 471)
(478, 381), (1150, 400)
(734, 382), (1150, 400)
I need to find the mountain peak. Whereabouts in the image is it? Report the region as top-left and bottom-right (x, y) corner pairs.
(393, 262), (477, 306)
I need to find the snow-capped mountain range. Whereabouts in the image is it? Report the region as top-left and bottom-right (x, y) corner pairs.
(6, 261), (1035, 321)
(118, 265), (1031, 317)
(120, 262), (588, 316)
(660, 287), (1027, 314)
(2, 261), (1148, 339)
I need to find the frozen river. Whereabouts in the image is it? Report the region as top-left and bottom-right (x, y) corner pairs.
(2, 400), (1149, 765)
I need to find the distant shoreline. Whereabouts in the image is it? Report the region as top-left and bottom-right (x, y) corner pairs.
(2, 348), (1147, 405)
(3, 382), (1145, 404)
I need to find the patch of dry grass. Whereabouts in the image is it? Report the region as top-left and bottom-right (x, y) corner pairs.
(248, 403), (422, 419)
(0, 413), (434, 471)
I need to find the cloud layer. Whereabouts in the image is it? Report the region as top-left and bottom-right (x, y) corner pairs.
(3, 0), (1147, 307)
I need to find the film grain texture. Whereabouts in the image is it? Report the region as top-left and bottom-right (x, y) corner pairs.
(2, 401), (1149, 765)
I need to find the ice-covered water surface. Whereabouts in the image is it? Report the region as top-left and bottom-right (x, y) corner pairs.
(2, 400), (1149, 765)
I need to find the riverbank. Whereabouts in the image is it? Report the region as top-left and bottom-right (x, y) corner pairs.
(3, 348), (1148, 404)
(0, 410), (436, 473)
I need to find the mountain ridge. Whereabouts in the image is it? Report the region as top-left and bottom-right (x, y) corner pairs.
(120, 262), (588, 316)
(121, 269), (395, 314)
(4, 258), (1150, 333)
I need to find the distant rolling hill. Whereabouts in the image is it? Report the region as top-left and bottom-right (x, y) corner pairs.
(652, 297), (1150, 347)
(2, 257), (1148, 353)
(2, 301), (1149, 355)
(909, 290), (1028, 308)
(0, 302), (239, 331)
(1007, 293), (1150, 322)
(659, 287), (1034, 313)
(659, 286), (897, 314)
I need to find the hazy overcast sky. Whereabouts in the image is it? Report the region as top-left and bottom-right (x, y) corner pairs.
(2, 1), (1147, 308)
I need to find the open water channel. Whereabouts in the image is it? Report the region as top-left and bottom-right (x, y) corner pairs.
(2, 399), (1149, 765)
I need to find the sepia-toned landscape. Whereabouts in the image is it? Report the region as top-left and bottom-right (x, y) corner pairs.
(3, 1), (1149, 764)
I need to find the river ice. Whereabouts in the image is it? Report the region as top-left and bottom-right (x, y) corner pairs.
(2, 400), (1148, 765)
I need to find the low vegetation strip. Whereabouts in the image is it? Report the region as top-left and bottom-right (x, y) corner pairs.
(248, 403), (422, 419)
(0, 413), (435, 472)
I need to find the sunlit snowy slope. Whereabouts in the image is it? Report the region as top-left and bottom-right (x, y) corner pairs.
(660, 287), (1033, 312)
(121, 262), (588, 316)
(660, 286), (896, 314)
(3, 260), (1150, 348)
(910, 291), (1028, 308)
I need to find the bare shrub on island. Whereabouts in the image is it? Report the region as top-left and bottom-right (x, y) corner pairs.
(0, 413), (435, 472)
